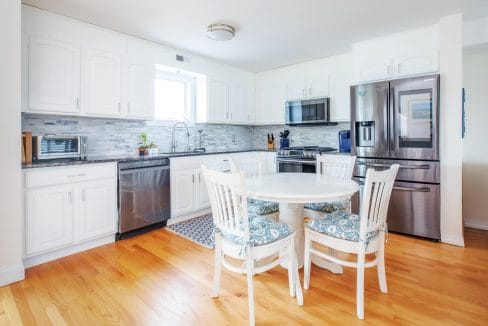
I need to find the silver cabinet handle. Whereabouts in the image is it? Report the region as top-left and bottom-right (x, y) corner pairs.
(68, 191), (73, 204)
(76, 97), (80, 109)
(393, 186), (430, 192)
(192, 174), (195, 183)
(309, 87), (312, 96)
(397, 63), (402, 73)
(198, 173), (201, 183)
(357, 162), (430, 170)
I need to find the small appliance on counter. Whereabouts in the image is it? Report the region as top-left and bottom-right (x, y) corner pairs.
(338, 130), (351, 153)
(279, 130), (290, 149)
(32, 135), (87, 160)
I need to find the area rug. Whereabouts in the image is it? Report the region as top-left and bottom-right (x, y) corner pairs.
(167, 213), (215, 249)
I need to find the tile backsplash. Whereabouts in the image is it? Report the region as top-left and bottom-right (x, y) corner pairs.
(22, 113), (349, 157)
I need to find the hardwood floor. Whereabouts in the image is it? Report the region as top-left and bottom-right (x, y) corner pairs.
(1, 228), (487, 325)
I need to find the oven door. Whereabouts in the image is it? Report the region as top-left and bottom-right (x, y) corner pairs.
(352, 177), (440, 240)
(277, 159), (316, 173)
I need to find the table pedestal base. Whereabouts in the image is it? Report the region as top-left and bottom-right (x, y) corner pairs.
(277, 203), (343, 274)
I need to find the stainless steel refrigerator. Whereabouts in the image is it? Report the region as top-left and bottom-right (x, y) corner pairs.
(350, 74), (440, 240)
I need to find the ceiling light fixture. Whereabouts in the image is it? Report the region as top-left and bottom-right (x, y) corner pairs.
(207, 24), (235, 41)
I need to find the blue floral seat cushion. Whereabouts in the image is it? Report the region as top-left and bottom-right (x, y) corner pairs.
(305, 210), (378, 242)
(248, 199), (279, 216)
(221, 215), (292, 247)
(304, 199), (351, 214)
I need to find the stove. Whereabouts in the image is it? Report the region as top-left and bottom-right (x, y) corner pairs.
(276, 146), (337, 173)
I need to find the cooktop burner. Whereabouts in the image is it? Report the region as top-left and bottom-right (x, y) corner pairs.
(277, 146), (337, 159)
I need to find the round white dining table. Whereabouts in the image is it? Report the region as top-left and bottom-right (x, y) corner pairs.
(246, 172), (359, 273)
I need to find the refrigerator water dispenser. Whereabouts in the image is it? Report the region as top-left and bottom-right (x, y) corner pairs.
(355, 121), (375, 147)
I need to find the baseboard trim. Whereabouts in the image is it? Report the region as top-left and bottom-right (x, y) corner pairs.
(167, 209), (211, 226)
(441, 235), (465, 247)
(23, 234), (115, 268)
(0, 263), (25, 286)
(464, 221), (488, 231)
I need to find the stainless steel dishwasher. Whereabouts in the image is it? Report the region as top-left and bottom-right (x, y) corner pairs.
(117, 158), (171, 240)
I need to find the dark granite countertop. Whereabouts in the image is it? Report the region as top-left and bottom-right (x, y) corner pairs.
(22, 149), (277, 169)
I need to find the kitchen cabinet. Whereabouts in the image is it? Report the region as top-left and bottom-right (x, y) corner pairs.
(83, 48), (123, 117)
(28, 36), (81, 113)
(208, 78), (229, 122)
(353, 25), (439, 83)
(23, 163), (117, 267)
(259, 151), (277, 173)
(195, 169), (210, 210)
(229, 83), (247, 123)
(25, 184), (75, 255)
(246, 88), (256, 123)
(170, 169), (196, 217)
(329, 71), (352, 122)
(127, 63), (155, 119)
(78, 179), (117, 241)
(257, 83), (286, 124)
(286, 77), (328, 100)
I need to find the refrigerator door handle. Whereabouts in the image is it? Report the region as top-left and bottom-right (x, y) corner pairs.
(393, 186), (431, 192)
(357, 161), (430, 170)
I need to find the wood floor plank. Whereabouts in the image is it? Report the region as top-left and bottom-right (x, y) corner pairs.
(1, 228), (487, 325)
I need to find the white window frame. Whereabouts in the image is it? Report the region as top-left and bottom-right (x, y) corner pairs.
(154, 69), (196, 123)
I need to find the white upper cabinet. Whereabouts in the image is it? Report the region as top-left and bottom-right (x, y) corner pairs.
(83, 48), (123, 117)
(286, 79), (307, 100)
(229, 83), (247, 123)
(245, 87), (256, 123)
(329, 72), (352, 122)
(262, 83), (286, 124)
(353, 25), (439, 83)
(208, 78), (229, 122)
(307, 76), (329, 98)
(28, 36), (81, 113)
(127, 63), (154, 119)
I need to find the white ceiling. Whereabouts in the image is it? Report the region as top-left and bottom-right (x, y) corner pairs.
(22, 0), (488, 72)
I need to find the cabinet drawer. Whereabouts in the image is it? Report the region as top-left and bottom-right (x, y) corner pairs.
(24, 163), (116, 188)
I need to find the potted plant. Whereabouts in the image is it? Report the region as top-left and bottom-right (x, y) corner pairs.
(139, 132), (149, 156)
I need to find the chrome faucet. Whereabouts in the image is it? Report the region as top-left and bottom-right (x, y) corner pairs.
(171, 121), (190, 153)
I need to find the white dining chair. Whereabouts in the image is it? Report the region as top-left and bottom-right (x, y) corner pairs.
(228, 156), (279, 220)
(201, 166), (303, 326)
(304, 154), (357, 219)
(303, 164), (399, 319)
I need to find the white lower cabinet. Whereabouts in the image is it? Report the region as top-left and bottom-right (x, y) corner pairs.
(25, 184), (75, 255)
(23, 163), (117, 266)
(170, 152), (277, 219)
(78, 179), (117, 241)
(170, 169), (196, 217)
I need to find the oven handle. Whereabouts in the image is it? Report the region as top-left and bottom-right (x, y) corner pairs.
(277, 159), (316, 165)
(357, 162), (430, 170)
(393, 186), (430, 192)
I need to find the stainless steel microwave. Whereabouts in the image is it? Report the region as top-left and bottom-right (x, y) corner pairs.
(285, 97), (336, 125)
(33, 135), (88, 160)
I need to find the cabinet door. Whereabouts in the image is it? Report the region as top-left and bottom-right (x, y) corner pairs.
(28, 36), (80, 113)
(25, 185), (74, 255)
(246, 87), (256, 124)
(208, 79), (229, 122)
(265, 84), (287, 124)
(329, 72), (352, 122)
(286, 80), (307, 100)
(229, 83), (247, 123)
(127, 63), (154, 119)
(170, 169), (195, 217)
(78, 179), (117, 241)
(307, 76), (329, 98)
(259, 152), (277, 173)
(395, 50), (439, 77)
(195, 170), (210, 210)
(356, 59), (392, 83)
(83, 48), (122, 116)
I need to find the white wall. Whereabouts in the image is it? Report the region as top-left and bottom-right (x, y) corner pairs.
(0, 0), (24, 286)
(439, 14), (465, 246)
(462, 46), (488, 230)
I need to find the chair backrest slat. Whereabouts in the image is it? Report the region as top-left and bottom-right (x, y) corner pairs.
(359, 165), (399, 237)
(316, 154), (356, 181)
(201, 165), (250, 240)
